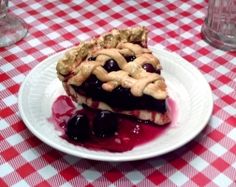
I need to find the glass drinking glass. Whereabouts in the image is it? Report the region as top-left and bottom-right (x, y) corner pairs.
(0, 0), (28, 47)
(201, 0), (236, 51)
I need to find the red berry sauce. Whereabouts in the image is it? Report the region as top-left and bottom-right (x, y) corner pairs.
(48, 95), (176, 152)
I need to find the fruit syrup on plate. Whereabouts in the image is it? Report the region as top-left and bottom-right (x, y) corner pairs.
(48, 95), (174, 152)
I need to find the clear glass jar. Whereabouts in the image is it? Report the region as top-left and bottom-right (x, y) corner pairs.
(202, 0), (236, 51)
(0, 0), (28, 47)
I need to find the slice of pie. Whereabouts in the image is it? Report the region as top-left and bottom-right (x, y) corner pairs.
(56, 26), (171, 125)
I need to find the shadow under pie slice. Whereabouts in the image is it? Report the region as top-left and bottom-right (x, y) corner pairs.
(56, 26), (171, 125)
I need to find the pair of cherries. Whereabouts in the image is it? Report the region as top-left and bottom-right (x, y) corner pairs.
(66, 110), (118, 141)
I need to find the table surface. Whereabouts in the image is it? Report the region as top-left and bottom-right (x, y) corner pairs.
(1, 0), (236, 186)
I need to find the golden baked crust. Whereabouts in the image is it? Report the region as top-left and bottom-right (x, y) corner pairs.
(57, 26), (148, 76)
(56, 26), (167, 100)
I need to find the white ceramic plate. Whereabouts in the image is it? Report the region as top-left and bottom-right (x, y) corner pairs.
(18, 47), (213, 162)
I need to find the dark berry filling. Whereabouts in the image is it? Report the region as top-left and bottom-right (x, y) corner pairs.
(142, 63), (156, 73)
(155, 69), (161, 75)
(103, 59), (120, 72)
(142, 63), (161, 74)
(72, 75), (167, 113)
(125, 55), (136, 62)
(72, 75), (103, 97)
(87, 56), (96, 61)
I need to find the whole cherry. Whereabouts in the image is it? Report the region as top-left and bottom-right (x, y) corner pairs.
(104, 59), (120, 72)
(66, 114), (90, 141)
(93, 110), (118, 138)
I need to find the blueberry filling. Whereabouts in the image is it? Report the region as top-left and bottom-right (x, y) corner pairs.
(72, 75), (167, 113)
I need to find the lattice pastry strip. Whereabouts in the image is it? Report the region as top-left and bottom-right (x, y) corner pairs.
(57, 27), (148, 77)
(67, 42), (166, 99)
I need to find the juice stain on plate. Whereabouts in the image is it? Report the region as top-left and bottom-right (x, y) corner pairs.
(48, 95), (177, 152)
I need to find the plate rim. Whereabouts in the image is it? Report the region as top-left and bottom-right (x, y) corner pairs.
(18, 48), (213, 162)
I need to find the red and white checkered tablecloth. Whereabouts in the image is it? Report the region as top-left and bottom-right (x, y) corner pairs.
(1, 0), (236, 186)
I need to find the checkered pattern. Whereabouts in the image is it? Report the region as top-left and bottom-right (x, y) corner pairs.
(1, 0), (236, 186)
